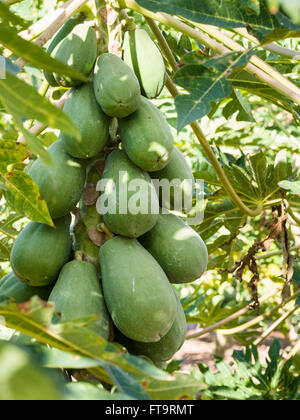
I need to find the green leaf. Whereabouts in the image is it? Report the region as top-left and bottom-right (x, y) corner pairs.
(0, 23), (89, 84)
(0, 169), (54, 226)
(0, 297), (204, 400)
(65, 382), (134, 400)
(0, 2), (26, 27)
(174, 51), (255, 130)
(0, 340), (64, 400)
(278, 180), (300, 195)
(222, 89), (255, 122)
(136, 0), (300, 43)
(0, 72), (80, 140)
(0, 140), (27, 164)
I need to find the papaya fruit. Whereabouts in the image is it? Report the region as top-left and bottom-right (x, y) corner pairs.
(99, 236), (177, 342)
(44, 18), (82, 87)
(99, 149), (159, 238)
(0, 272), (52, 302)
(10, 215), (72, 287)
(115, 291), (187, 362)
(51, 24), (97, 87)
(119, 96), (174, 172)
(123, 29), (166, 99)
(60, 84), (110, 159)
(93, 53), (141, 118)
(28, 140), (86, 219)
(140, 211), (208, 284)
(150, 147), (195, 212)
(49, 260), (110, 339)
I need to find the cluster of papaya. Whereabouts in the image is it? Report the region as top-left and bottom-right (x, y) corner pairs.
(0, 21), (208, 366)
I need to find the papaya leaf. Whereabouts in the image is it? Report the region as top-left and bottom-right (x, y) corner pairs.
(222, 89), (255, 122)
(279, 180), (300, 195)
(0, 140), (28, 164)
(0, 23), (89, 84)
(174, 51), (255, 130)
(0, 72), (80, 140)
(136, 0), (300, 43)
(0, 237), (12, 261)
(0, 2), (26, 27)
(0, 213), (23, 239)
(0, 340), (65, 400)
(0, 297), (204, 400)
(0, 169), (54, 227)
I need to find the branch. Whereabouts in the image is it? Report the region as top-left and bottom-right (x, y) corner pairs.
(233, 27), (300, 60)
(187, 288), (280, 340)
(217, 289), (300, 336)
(253, 305), (299, 346)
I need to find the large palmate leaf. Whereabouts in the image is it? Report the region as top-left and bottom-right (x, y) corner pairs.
(136, 0), (300, 43)
(0, 23), (89, 84)
(0, 72), (80, 140)
(173, 51), (255, 130)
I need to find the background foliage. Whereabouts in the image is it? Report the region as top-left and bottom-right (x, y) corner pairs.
(0, 0), (299, 400)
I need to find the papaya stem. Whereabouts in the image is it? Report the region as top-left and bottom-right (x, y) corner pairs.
(233, 27), (300, 60)
(187, 287), (281, 340)
(253, 305), (299, 346)
(146, 18), (262, 218)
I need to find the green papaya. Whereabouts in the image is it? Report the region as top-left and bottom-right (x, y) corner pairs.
(123, 29), (166, 99)
(99, 149), (159, 238)
(99, 236), (177, 342)
(49, 260), (110, 338)
(60, 84), (110, 159)
(93, 53), (141, 118)
(150, 147), (195, 212)
(10, 215), (72, 287)
(44, 18), (82, 87)
(140, 212), (208, 284)
(51, 24), (97, 87)
(119, 96), (174, 172)
(0, 272), (52, 302)
(115, 292), (187, 362)
(28, 140), (86, 219)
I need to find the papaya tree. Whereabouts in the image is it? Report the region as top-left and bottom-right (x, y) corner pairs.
(0, 0), (299, 401)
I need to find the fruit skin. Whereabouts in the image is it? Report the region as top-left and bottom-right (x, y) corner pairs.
(44, 18), (82, 87)
(60, 84), (110, 159)
(115, 292), (187, 362)
(99, 149), (159, 238)
(140, 211), (208, 284)
(150, 147), (195, 212)
(119, 96), (174, 172)
(48, 260), (110, 339)
(10, 215), (72, 287)
(93, 53), (141, 118)
(51, 24), (97, 87)
(123, 29), (166, 99)
(99, 236), (177, 342)
(28, 140), (86, 219)
(0, 272), (52, 302)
